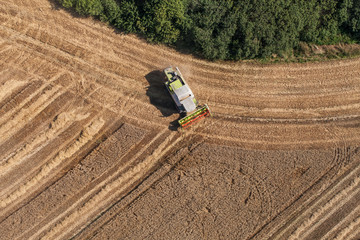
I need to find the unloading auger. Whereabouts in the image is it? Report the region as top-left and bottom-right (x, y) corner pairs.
(164, 66), (211, 129)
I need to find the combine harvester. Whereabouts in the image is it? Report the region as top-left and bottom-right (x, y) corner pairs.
(164, 66), (211, 129)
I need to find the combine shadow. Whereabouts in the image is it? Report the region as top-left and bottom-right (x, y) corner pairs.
(145, 70), (183, 131)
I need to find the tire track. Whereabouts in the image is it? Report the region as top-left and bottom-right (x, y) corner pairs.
(197, 122), (357, 150)
(234, 162), (274, 232)
(215, 112), (360, 124)
(0, 22), (143, 90)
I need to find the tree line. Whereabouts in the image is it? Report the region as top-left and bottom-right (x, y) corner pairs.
(58, 0), (360, 60)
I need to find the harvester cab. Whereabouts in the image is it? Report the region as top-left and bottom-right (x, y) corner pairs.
(164, 66), (211, 129)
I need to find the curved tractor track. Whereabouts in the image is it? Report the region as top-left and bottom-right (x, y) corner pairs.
(1, 0), (360, 239)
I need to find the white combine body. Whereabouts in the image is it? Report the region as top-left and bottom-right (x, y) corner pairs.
(164, 66), (211, 128)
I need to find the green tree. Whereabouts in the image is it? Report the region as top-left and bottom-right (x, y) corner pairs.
(298, 0), (320, 42)
(185, 0), (238, 60)
(100, 0), (121, 24)
(118, 0), (141, 33)
(75, 0), (104, 16)
(340, 0), (360, 37)
(316, 0), (341, 44)
(350, 0), (360, 34)
(142, 0), (187, 44)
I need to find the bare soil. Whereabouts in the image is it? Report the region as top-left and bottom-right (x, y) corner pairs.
(1, 0), (360, 239)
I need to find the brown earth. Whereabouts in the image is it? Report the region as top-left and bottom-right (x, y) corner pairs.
(0, 0), (360, 239)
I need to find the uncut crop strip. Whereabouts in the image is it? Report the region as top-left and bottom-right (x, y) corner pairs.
(197, 115), (360, 150)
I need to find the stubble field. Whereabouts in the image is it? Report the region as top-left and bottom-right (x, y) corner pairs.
(1, 0), (360, 239)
